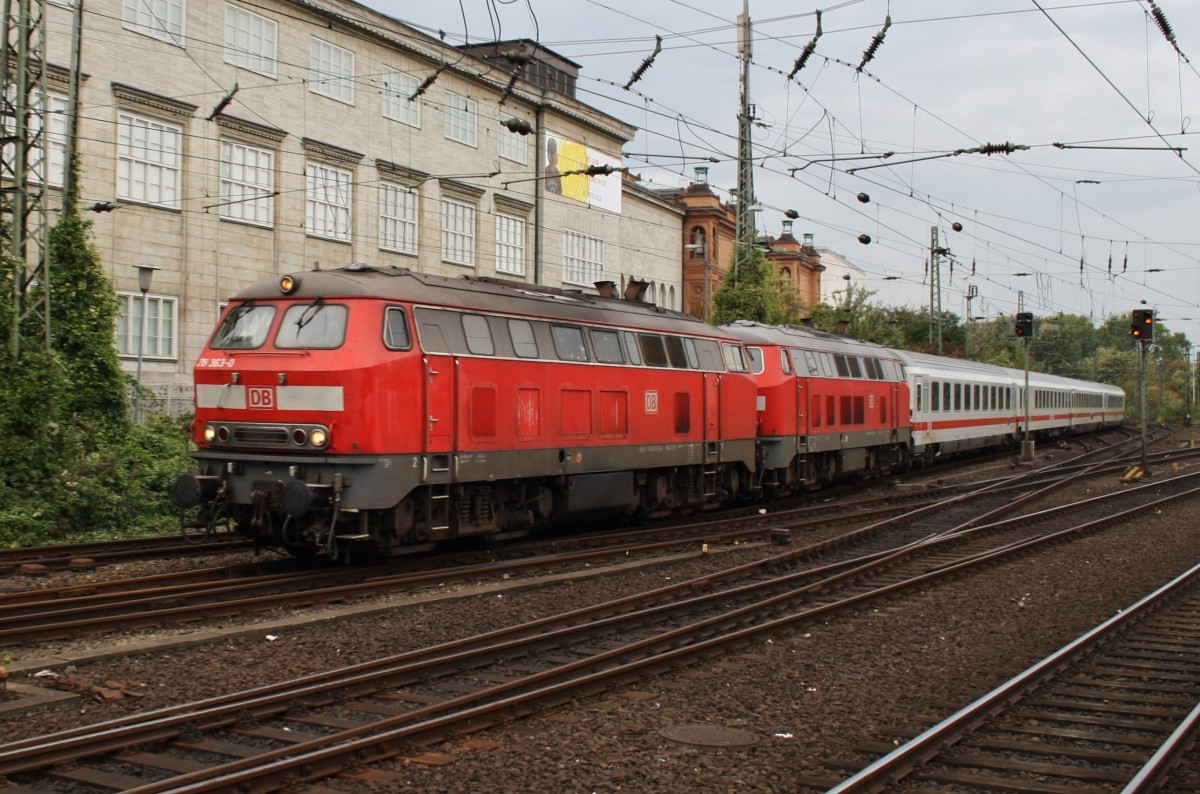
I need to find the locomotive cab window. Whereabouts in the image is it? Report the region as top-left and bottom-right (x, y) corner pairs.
(551, 325), (588, 362)
(664, 335), (690, 369)
(591, 329), (624, 364)
(509, 319), (539, 358)
(780, 348), (792, 375)
(276, 302), (347, 348)
(721, 343), (749, 372)
(211, 303), (275, 349)
(384, 307), (411, 350)
(846, 356), (863, 379)
(622, 331), (642, 365)
(746, 347), (765, 375)
(640, 334), (669, 367)
(462, 314), (495, 355)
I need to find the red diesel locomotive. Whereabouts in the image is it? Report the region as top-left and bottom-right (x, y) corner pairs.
(174, 265), (760, 560)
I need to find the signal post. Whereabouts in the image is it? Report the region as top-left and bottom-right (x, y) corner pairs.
(1131, 309), (1154, 471)
(1014, 310), (1035, 463)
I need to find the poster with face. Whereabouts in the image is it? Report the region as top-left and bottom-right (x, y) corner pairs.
(544, 133), (622, 213)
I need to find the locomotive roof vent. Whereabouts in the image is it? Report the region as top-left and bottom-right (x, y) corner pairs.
(344, 262), (375, 272)
(594, 280), (618, 298)
(624, 279), (650, 302)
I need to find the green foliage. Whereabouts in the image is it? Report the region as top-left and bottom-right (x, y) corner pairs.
(710, 247), (789, 325)
(47, 211), (129, 426)
(0, 207), (189, 548)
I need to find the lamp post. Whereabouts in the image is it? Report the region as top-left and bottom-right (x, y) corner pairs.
(683, 242), (710, 322)
(133, 265), (159, 422)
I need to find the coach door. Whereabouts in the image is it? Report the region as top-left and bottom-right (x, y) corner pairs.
(423, 355), (455, 453)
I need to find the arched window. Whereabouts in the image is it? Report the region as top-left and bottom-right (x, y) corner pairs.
(669, 285), (676, 309)
(689, 226), (706, 257)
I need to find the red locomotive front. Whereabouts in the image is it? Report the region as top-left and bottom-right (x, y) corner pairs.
(176, 266), (759, 561)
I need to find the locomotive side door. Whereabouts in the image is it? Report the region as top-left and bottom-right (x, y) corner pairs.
(704, 372), (720, 451)
(423, 355), (456, 452)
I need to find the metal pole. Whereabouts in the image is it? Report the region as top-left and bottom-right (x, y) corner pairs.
(1021, 337), (1034, 462)
(703, 243), (710, 322)
(1140, 340), (1149, 469)
(134, 288), (147, 422)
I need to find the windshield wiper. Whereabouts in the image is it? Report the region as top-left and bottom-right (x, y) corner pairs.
(295, 297), (325, 331)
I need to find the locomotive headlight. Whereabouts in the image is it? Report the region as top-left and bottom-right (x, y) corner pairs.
(203, 425), (217, 442)
(309, 428), (328, 448)
(279, 274), (299, 294)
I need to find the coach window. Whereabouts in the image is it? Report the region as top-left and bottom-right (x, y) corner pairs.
(551, 325), (588, 361)
(276, 303), (348, 348)
(509, 319), (539, 358)
(664, 335), (690, 368)
(941, 382), (950, 411)
(683, 338), (701, 369)
(931, 382), (940, 411)
(780, 348), (792, 375)
(820, 352), (835, 377)
(384, 307), (411, 350)
(591, 329), (624, 364)
(746, 347), (765, 374)
(640, 334), (669, 367)
(973, 385), (981, 409)
(954, 383), (962, 411)
(462, 314), (495, 355)
(847, 356), (863, 378)
(622, 331), (642, 365)
(834, 354), (850, 377)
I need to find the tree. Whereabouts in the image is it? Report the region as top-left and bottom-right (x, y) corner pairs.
(710, 247), (789, 325)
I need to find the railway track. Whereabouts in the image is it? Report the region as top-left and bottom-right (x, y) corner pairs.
(0, 432), (1162, 649)
(0, 534), (250, 575)
(827, 561), (1200, 793)
(2, 447), (1196, 792)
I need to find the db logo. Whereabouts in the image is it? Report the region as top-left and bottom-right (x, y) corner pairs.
(248, 386), (276, 409)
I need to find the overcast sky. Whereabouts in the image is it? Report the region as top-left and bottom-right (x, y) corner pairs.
(368, 0), (1200, 342)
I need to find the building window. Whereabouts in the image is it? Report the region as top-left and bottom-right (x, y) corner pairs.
(443, 92), (478, 147)
(442, 198), (476, 266)
(310, 38), (355, 105)
(123, 0), (184, 46)
(305, 162), (352, 242)
(117, 111), (182, 208)
(219, 140), (274, 226)
(563, 230), (603, 286)
(379, 182), (418, 255)
(3, 89), (68, 187)
(495, 214), (526, 276)
(381, 69), (420, 127)
(116, 292), (177, 358)
(225, 4), (277, 77)
(498, 122), (528, 164)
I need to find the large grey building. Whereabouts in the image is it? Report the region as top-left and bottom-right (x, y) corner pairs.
(27, 0), (683, 404)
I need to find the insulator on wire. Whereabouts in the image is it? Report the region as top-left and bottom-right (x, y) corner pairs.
(952, 221), (963, 232)
(624, 35), (662, 90)
(857, 15), (891, 72)
(858, 234), (872, 245)
(787, 11), (822, 81)
(409, 65), (447, 101)
(1149, 2), (1181, 55)
(503, 118), (533, 135)
(856, 192), (870, 203)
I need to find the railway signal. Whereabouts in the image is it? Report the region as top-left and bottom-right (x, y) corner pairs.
(1014, 312), (1033, 338)
(1131, 309), (1154, 341)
